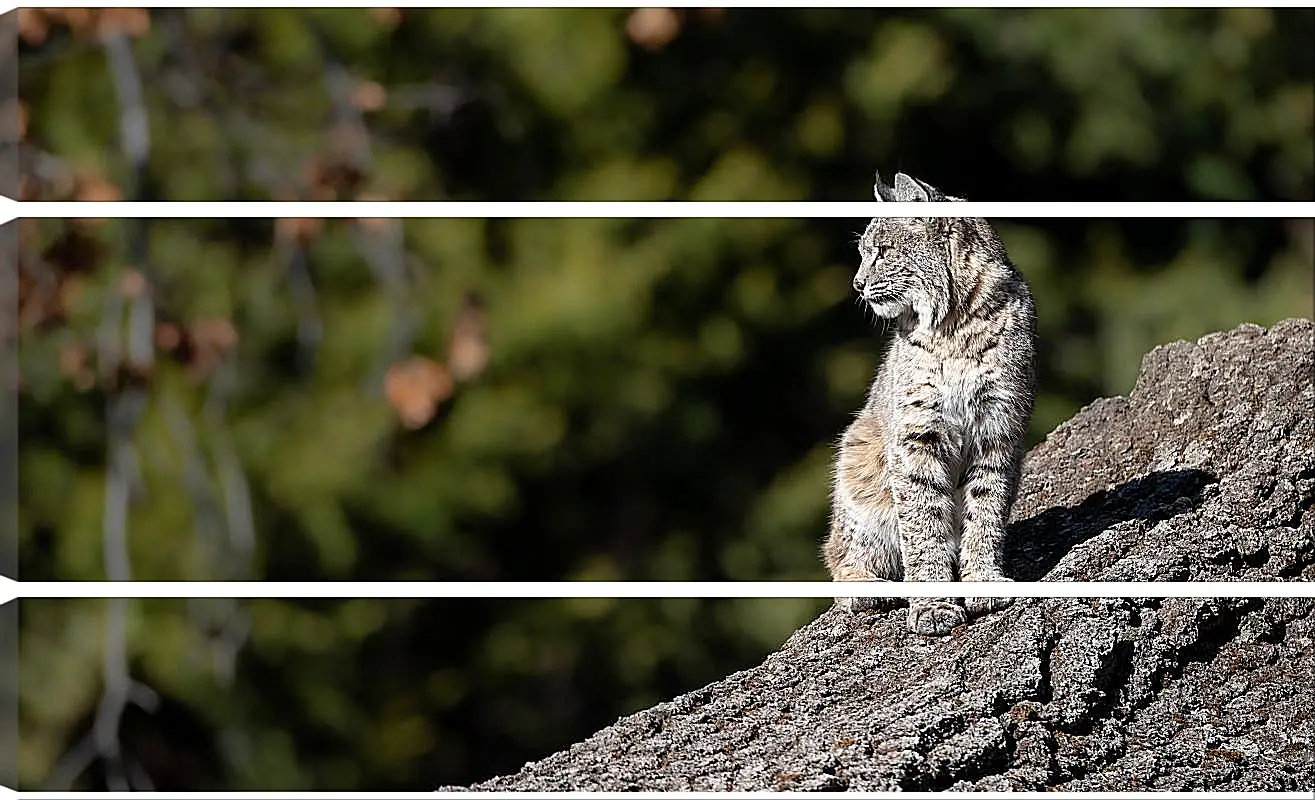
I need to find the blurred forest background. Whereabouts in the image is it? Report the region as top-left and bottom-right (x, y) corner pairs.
(10, 6), (1315, 791)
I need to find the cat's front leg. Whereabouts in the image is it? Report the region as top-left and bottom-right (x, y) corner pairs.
(888, 427), (964, 636)
(958, 442), (1024, 617)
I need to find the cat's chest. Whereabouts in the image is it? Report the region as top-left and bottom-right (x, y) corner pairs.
(933, 359), (987, 429)
(897, 351), (990, 430)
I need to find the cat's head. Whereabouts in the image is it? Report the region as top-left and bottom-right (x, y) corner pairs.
(852, 171), (959, 329)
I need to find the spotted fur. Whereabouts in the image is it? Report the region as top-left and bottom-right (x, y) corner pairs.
(823, 172), (1036, 636)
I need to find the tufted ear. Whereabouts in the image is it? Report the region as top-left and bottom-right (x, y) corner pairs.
(888, 172), (931, 201)
(873, 171), (897, 202)
(893, 172), (941, 202)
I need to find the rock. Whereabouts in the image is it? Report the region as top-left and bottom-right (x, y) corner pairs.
(469, 319), (1315, 791)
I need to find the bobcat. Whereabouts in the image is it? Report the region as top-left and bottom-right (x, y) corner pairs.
(823, 172), (1036, 636)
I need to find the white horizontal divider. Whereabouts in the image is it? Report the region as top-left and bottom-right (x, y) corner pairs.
(2, 579), (1311, 601)
(6, 200), (1315, 219)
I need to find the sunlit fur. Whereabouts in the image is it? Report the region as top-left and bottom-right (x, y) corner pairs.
(823, 171), (1037, 636)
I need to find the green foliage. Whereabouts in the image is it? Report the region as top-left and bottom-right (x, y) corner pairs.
(14, 7), (1314, 791)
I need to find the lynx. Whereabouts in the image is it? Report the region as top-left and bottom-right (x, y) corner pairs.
(823, 172), (1036, 636)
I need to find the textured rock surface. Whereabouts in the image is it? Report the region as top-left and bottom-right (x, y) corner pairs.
(473, 319), (1315, 791)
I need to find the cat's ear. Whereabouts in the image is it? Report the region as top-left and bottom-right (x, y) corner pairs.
(893, 172), (938, 202)
(873, 171), (897, 202)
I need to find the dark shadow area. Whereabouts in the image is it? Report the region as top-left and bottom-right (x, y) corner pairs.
(44, 688), (221, 791)
(1004, 468), (1216, 581)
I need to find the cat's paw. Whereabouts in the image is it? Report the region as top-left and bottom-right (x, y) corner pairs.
(833, 574), (901, 615)
(907, 598), (966, 636)
(964, 576), (1014, 617)
(837, 594), (902, 614)
(964, 595), (1014, 616)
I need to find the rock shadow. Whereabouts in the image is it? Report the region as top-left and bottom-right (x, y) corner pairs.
(1004, 468), (1216, 581)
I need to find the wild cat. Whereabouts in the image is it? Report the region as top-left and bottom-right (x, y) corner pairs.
(823, 172), (1036, 636)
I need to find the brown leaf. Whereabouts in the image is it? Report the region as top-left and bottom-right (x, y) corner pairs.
(59, 343), (96, 391)
(155, 322), (182, 352)
(76, 174), (121, 202)
(57, 277), (86, 322)
(96, 8), (151, 39)
(305, 153), (366, 201)
(184, 318), (240, 382)
(119, 269), (147, 299)
(276, 217), (324, 246)
(59, 343), (86, 378)
(385, 356), (454, 429)
(371, 8), (402, 28)
(9, 100), (28, 141)
(73, 172), (123, 226)
(17, 9), (50, 45)
(626, 8), (682, 51)
(353, 80), (387, 112)
(53, 9), (96, 38)
(447, 292), (489, 382)
(192, 318), (239, 353)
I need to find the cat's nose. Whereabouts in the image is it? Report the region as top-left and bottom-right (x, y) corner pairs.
(852, 276), (865, 293)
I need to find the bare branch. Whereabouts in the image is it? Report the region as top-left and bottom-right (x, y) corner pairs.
(102, 393), (142, 583)
(162, 391), (225, 559)
(202, 363), (255, 683)
(45, 27), (163, 790)
(381, 82), (466, 117)
(41, 734), (97, 790)
(280, 235), (323, 372)
(353, 220), (420, 395)
(101, 32), (150, 179)
(92, 597), (130, 790)
(205, 362), (256, 578)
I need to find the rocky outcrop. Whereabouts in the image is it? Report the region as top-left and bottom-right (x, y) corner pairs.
(474, 319), (1315, 791)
